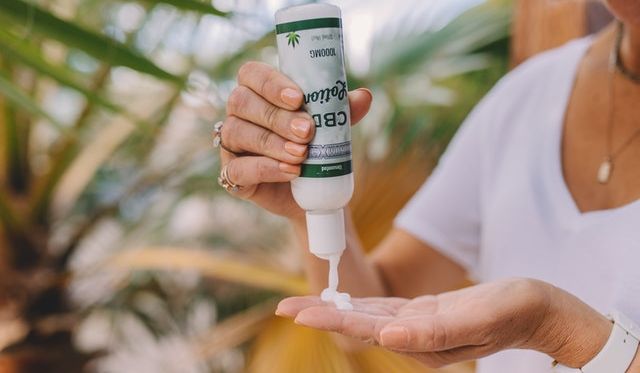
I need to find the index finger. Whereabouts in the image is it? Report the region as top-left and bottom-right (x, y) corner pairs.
(294, 306), (394, 344)
(276, 296), (323, 318)
(238, 61), (303, 110)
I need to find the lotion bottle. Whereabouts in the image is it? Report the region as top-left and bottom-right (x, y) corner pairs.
(275, 4), (353, 260)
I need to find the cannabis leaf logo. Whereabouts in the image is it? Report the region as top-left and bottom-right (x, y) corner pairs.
(286, 32), (300, 48)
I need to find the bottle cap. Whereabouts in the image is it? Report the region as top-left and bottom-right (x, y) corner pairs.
(305, 209), (346, 260)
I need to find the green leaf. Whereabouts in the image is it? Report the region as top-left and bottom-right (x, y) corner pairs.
(138, 0), (228, 16)
(286, 32), (300, 48)
(0, 71), (66, 132)
(0, 29), (121, 112)
(0, 0), (182, 84)
(371, 4), (510, 80)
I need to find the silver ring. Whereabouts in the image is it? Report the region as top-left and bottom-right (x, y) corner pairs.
(212, 121), (237, 154)
(213, 121), (223, 148)
(217, 164), (242, 193)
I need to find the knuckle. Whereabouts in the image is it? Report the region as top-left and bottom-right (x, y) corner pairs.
(226, 86), (250, 114)
(431, 319), (448, 350)
(263, 104), (280, 129)
(478, 322), (496, 345)
(237, 61), (259, 82)
(226, 160), (242, 184)
(256, 130), (273, 151)
(221, 117), (239, 147)
(257, 159), (273, 180)
(259, 68), (278, 96)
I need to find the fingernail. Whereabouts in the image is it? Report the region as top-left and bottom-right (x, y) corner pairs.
(279, 162), (300, 175)
(356, 88), (373, 101)
(284, 142), (307, 157)
(294, 313), (311, 326)
(380, 326), (409, 348)
(281, 88), (302, 107)
(291, 118), (311, 138)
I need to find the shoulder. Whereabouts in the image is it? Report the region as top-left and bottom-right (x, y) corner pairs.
(488, 36), (593, 104)
(462, 36), (593, 141)
(439, 36), (594, 161)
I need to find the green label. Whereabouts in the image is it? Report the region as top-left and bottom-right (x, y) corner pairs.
(301, 161), (352, 178)
(276, 18), (341, 34)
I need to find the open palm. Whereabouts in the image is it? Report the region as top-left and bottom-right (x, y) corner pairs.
(276, 279), (558, 368)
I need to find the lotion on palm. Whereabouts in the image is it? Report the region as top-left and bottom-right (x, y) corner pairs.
(275, 4), (353, 310)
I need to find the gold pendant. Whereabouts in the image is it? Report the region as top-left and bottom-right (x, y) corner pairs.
(597, 158), (613, 184)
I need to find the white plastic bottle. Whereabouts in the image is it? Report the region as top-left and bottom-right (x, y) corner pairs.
(275, 4), (354, 310)
(275, 4), (353, 262)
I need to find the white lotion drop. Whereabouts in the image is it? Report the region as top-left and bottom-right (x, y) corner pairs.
(320, 254), (352, 310)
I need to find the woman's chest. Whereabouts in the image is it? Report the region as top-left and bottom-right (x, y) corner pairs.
(562, 63), (640, 213)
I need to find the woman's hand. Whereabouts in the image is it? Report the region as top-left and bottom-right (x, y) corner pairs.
(219, 61), (372, 220)
(276, 278), (613, 369)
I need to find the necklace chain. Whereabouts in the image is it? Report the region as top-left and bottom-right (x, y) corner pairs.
(598, 23), (640, 184)
(614, 22), (640, 84)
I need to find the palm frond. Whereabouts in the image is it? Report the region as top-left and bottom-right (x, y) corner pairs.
(108, 248), (308, 295)
(0, 0), (181, 83)
(0, 71), (65, 131)
(137, 0), (228, 16)
(0, 29), (120, 112)
(50, 116), (136, 218)
(371, 4), (510, 81)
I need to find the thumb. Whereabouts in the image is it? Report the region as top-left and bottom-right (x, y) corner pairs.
(348, 88), (373, 125)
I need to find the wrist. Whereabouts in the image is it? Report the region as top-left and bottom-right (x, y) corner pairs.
(531, 284), (612, 368)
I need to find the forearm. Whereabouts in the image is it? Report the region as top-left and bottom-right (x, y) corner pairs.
(290, 209), (387, 297)
(371, 228), (467, 298)
(291, 209), (468, 299)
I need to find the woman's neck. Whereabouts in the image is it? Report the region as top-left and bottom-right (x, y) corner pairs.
(621, 23), (640, 76)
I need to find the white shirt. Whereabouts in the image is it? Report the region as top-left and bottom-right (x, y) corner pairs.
(395, 36), (640, 373)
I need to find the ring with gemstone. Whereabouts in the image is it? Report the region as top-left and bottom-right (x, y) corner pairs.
(212, 121), (237, 154)
(217, 164), (242, 193)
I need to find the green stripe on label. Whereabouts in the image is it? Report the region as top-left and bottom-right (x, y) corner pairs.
(301, 160), (352, 178)
(276, 18), (341, 34)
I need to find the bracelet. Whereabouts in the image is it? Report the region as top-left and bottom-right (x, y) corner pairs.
(553, 311), (640, 373)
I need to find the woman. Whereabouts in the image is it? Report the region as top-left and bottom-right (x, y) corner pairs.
(214, 0), (640, 371)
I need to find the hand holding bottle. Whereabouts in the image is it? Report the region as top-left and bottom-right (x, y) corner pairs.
(218, 61), (372, 221)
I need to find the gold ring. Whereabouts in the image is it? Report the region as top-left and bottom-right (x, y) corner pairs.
(217, 164), (242, 193)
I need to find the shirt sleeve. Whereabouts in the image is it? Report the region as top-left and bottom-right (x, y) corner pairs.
(394, 84), (500, 277)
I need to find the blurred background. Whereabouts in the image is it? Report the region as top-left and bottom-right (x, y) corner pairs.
(0, 0), (610, 372)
